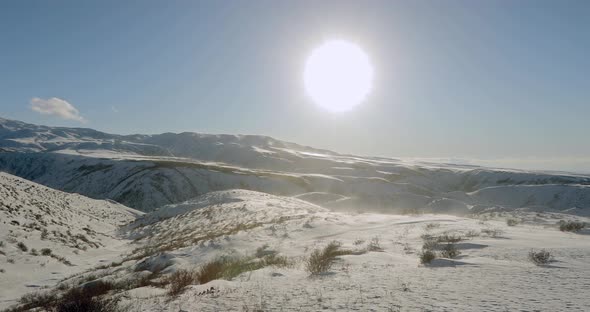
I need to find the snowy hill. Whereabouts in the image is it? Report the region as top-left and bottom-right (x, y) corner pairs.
(0, 172), (142, 307)
(3, 187), (589, 311)
(1, 117), (590, 215)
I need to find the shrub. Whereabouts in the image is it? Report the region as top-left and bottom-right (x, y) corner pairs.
(7, 259), (15, 264)
(17, 242), (28, 252)
(465, 230), (480, 238)
(19, 291), (57, 311)
(528, 249), (553, 266)
(422, 233), (463, 252)
(260, 253), (291, 268)
(41, 248), (52, 256)
(54, 282), (121, 312)
(481, 228), (504, 238)
(167, 269), (196, 296)
(419, 250), (436, 265)
(124, 271), (167, 290)
(440, 243), (460, 259)
(366, 236), (383, 252)
(436, 234), (463, 243)
(424, 223), (440, 230)
(30, 248), (39, 256)
(184, 249), (295, 288)
(41, 229), (49, 240)
(196, 259), (226, 285)
(50, 254), (73, 266)
(305, 241), (354, 275)
(217, 257), (264, 282)
(422, 239), (438, 251)
(195, 254), (282, 285)
(0, 241), (4, 247)
(306, 249), (333, 275)
(353, 239), (365, 246)
(559, 221), (585, 232)
(255, 245), (276, 258)
(401, 208), (420, 215)
(0, 268), (5, 273)
(506, 218), (518, 226)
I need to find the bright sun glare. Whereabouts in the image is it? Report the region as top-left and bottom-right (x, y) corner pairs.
(304, 40), (374, 112)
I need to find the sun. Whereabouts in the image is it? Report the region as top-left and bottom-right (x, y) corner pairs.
(304, 40), (374, 112)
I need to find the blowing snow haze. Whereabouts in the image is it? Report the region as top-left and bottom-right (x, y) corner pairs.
(1, 1), (590, 311)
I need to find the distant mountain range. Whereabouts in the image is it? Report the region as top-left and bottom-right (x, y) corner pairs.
(1, 116), (589, 214)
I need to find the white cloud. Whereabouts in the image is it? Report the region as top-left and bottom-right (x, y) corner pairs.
(30, 97), (86, 122)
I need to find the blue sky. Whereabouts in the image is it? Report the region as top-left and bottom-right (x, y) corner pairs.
(1, 1), (589, 172)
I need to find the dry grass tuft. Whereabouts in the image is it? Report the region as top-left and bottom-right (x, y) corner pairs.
(166, 269), (197, 296)
(305, 241), (360, 275)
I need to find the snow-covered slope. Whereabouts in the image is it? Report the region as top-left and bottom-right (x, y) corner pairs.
(0, 172), (142, 306)
(5, 189), (588, 311)
(125, 192), (590, 311)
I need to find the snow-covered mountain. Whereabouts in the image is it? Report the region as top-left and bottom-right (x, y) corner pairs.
(0, 117), (333, 169)
(1, 117), (589, 215)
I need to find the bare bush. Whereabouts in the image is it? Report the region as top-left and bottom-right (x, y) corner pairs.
(528, 249), (553, 266)
(506, 218), (519, 226)
(195, 259), (225, 285)
(261, 253), (291, 268)
(166, 269), (196, 296)
(422, 239), (438, 251)
(419, 250), (436, 265)
(559, 220), (585, 232)
(481, 228), (504, 238)
(436, 234), (463, 243)
(18, 291), (57, 311)
(255, 244), (276, 258)
(306, 241), (355, 275)
(54, 282), (122, 312)
(465, 230), (480, 238)
(424, 223), (440, 231)
(17, 242), (28, 252)
(366, 236), (383, 252)
(50, 253), (73, 266)
(306, 249), (333, 275)
(41, 229), (49, 240)
(11, 283), (119, 312)
(440, 243), (460, 259)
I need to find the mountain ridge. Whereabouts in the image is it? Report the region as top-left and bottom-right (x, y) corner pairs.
(0, 117), (589, 214)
